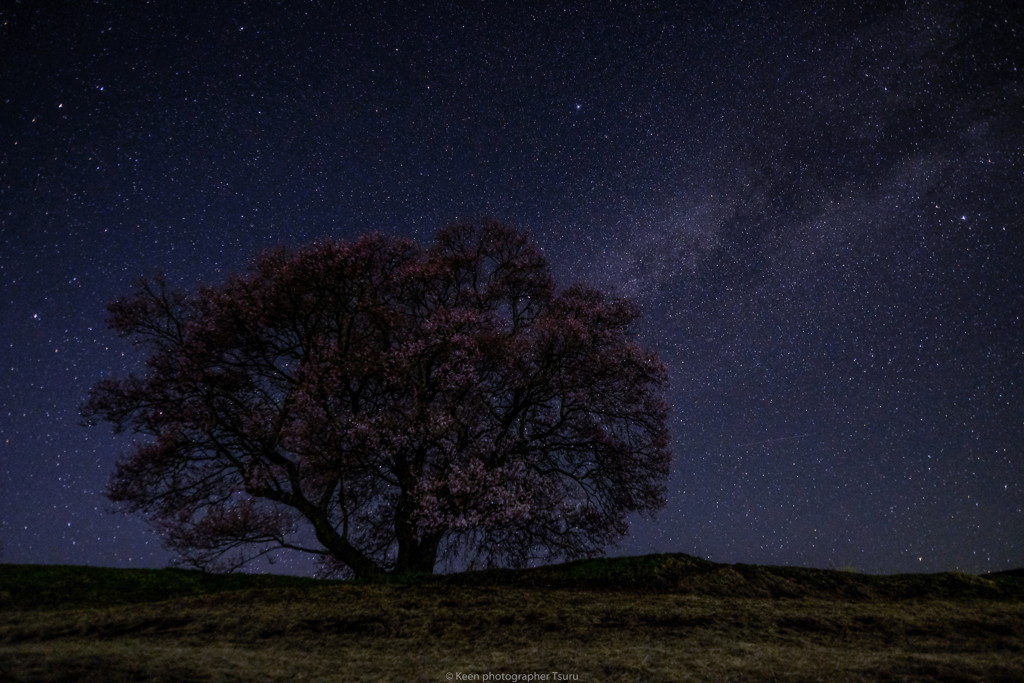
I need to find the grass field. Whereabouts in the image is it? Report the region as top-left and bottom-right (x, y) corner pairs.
(1, 555), (1022, 681)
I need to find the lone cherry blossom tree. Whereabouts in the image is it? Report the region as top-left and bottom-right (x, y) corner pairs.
(84, 221), (671, 577)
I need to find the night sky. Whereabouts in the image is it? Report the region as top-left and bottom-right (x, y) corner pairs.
(2, 1), (1022, 576)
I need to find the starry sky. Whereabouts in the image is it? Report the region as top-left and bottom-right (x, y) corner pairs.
(2, 1), (1021, 575)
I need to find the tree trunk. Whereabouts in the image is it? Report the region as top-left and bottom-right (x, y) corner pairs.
(394, 492), (440, 575)
(395, 534), (441, 575)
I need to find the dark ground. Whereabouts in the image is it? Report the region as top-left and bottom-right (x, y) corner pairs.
(2, 554), (1022, 681)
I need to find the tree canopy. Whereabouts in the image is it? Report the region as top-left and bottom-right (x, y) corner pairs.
(85, 221), (671, 577)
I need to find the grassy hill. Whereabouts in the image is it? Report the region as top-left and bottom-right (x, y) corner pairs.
(2, 554), (1023, 681)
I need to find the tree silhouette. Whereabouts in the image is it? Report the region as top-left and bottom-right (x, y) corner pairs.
(84, 221), (671, 577)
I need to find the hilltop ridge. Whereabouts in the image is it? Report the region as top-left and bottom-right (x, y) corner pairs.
(438, 553), (1024, 600)
(3, 553), (1022, 611)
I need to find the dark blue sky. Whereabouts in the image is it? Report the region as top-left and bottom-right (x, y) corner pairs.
(2, 1), (1021, 574)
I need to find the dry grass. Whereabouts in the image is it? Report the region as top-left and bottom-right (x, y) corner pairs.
(1, 559), (1022, 681)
